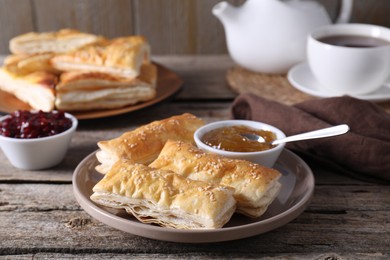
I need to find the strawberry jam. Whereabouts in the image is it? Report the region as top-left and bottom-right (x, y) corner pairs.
(0, 110), (72, 139)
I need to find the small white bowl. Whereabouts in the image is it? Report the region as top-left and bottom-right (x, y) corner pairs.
(194, 120), (286, 168)
(0, 112), (78, 170)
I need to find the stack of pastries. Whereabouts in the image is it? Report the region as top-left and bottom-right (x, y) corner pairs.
(0, 29), (157, 111)
(91, 113), (282, 229)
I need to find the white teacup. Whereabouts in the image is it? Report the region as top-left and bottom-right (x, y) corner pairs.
(307, 23), (390, 95)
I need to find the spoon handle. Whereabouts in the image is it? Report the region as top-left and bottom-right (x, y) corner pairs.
(272, 124), (350, 145)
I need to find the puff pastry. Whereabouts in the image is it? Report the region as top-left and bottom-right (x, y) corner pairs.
(95, 113), (204, 174)
(9, 29), (103, 54)
(0, 65), (57, 111)
(90, 163), (236, 229)
(51, 36), (150, 78)
(2, 30), (156, 112)
(55, 63), (157, 111)
(4, 53), (59, 75)
(149, 140), (282, 218)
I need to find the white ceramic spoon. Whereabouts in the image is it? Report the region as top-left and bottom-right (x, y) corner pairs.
(242, 124), (350, 145)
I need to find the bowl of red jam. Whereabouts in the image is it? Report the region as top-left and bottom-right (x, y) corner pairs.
(194, 120), (286, 168)
(0, 110), (78, 170)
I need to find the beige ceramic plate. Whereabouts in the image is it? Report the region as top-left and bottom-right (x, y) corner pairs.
(72, 149), (314, 243)
(0, 63), (183, 120)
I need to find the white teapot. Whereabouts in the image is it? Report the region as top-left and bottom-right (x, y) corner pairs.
(213, 0), (353, 74)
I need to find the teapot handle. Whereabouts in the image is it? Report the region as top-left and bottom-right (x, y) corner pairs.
(335, 0), (353, 23)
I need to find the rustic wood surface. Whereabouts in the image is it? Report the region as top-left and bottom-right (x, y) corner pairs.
(0, 0), (389, 55)
(227, 65), (390, 113)
(0, 55), (389, 259)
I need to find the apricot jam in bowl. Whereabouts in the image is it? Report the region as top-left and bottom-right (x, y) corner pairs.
(0, 110), (78, 170)
(194, 120), (286, 167)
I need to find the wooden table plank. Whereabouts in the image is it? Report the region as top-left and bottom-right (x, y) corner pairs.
(0, 183), (388, 255)
(4, 253), (388, 260)
(1, 210), (388, 255)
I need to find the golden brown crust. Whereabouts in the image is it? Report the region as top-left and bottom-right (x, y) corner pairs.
(90, 163), (236, 229)
(54, 63), (157, 111)
(0, 52), (58, 111)
(104, 36), (150, 67)
(57, 63), (157, 92)
(95, 113), (205, 174)
(1, 65), (57, 93)
(51, 35), (150, 78)
(24, 71), (58, 92)
(9, 29), (104, 54)
(59, 70), (123, 84)
(149, 140), (282, 218)
(0, 67), (56, 111)
(4, 53), (59, 76)
(3, 29), (156, 112)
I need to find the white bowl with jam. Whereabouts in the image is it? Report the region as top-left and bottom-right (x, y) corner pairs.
(0, 110), (78, 170)
(194, 120), (286, 168)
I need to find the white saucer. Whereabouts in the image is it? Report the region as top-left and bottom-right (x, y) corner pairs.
(287, 62), (390, 102)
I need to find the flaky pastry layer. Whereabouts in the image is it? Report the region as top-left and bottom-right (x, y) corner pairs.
(95, 113), (204, 174)
(2, 29), (155, 112)
(51, 36), (150, 78)
(55, 63), (157, 111)
(90, 163), (236, 229)
(9, 29), (103, 54)
(4, 53), (59, 75)
(149, 140), (282, 218)
(0, 67), (57, 111)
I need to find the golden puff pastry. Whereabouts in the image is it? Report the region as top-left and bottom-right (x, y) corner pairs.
(0, 66), (57, 111)
(4, 53), (60, 75)
(149, 140), (282, 218)
(54, 63), (157, 111)
(9, 28), (103, 54)
(90, 163), (236, 229)
(51, 36), (150, 78)
(95, 113), (204, 174)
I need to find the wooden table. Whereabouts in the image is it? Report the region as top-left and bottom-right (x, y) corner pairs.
(0, 55), (389, 259)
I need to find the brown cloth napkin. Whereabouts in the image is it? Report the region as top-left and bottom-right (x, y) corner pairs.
(231, 93), (390, 183)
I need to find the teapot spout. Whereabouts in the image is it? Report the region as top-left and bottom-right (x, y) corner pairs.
(212, 1), (238, 25)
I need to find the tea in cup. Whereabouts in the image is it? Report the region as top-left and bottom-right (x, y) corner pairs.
(307, 24), (390, 95)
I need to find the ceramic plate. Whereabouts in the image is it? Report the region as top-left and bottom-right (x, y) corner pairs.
(0, 63), (183, 120)
(287, 62), (390, 102)
(73, 149), (315, 243)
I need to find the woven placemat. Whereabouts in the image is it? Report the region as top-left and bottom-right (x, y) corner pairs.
(227, 65), (390, 113)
